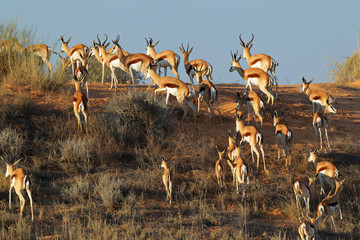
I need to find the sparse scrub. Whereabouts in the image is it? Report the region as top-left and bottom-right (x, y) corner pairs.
(329, 50), (360, 84)
(0, 127), (25, 161)
(95, 174), (124, 211)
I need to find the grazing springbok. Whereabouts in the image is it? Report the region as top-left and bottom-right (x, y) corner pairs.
(0, 39), (25, 54)
(194, 65), (223, 125)
(60, 36), (89, 74)
(1, 157), (34, 221)
(232, 143), (249, 200)
(300, 77), (337, 131)
(235, 113), (266, 171)
(312, 101), (337, 151)
(145, 37), (180, 79)
(230, 51), (274, 105)
(236, 89), (264, 129)
(179, 43), (213, 89)
(239, 34), (279, 99)
(226, 130), (239, 183)
(273, 110), (293, 167)
(317, 178), (346, 230)
(293, 175), (316, 216)
(307, 149), (339, 196)
(161, 159), (174, 204)
(73, 70), (88, 133)
(215, 146), (227, 189)
(145, 62), (197, 126)
(298, 217), (318, 240)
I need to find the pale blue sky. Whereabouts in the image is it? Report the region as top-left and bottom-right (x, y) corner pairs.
(1, 0), (359, 85)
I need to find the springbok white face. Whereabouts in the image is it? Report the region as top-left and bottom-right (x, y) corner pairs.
(325, 101), (337, 114)
(300, 78), (313, 93)
(230, 51), (241, 72)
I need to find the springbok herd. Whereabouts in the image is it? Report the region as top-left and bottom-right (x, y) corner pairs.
(1, 33), (344, 239)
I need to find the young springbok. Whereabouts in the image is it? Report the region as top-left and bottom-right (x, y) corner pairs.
(293, 175), (316, 217)
(161, 159), (174, 204)
(317, 178), (346, 230)
(307, 150), (339, 196)
(232, 143), (249, 200)
(1, 157), (34, 221)
(73, 71), (88, 133)
(298, 217), (318, 240)
(226, 130), (239, 183)
(215, 146), (227, 189)
(235, 113), (266, 171)
(236, 90), (264, 129)
(273, 110), (293, 167)
(312, 101), (337, 151)
(194, 65), (223, 125)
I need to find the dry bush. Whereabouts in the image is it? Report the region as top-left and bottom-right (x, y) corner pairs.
(95, 174), (124, 210)
(0, 127), (25, 161)
(60, 175), (91, 204)
(328, 50), (360, 84)
(51, 137), (96, 173)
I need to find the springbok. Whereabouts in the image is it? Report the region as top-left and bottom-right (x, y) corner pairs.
(232, 143), (249, 200)
(145, 62), (197, 126)
(1, 157), (34, 221)
(194, 65), (222, 125)
(215, 146), (227, 189)
(25, 44), (58, 80)
(293, 175), (316, 216)
(312, 101), (337, 151)
(60, 36), (89, 74)
(73, 70), (88, 133)
(273, 110), (293, 167)
(298, 217), (318, 240)
(236, 89), (264, 129)
(235, 113), (266, 171)
(300, 77), (337, 131)
(179, 43), (213, 89)
(145, 37), (180, 79)
(161, 159), (174, 204)
(226, 130), (239, 183)
(307, 149), (339, 196)
(317, 178), (346, 230)
(239, 34), (279, 99)
(111, 35), (155, 92)
(230, 51), (274, 105)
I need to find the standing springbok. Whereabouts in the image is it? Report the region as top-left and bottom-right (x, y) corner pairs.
(235, 113), (266, 171)
(293, 175), (316, 216)
(111, 35), (155, 92)
(230, 51), (274, 105)
(307, 150), (339, 196)
(179, 43), (213, 89)
(226, 130), (239, 183)
(60, 36), (89, 74)
(1, 157), (34, 221)
(145, 62), (197, 126)
(145, 38), (180, 79)
(215, 146), (227, 189)
(194, 65), (223, 125)
(239, 34), (279, 99)
(317, 178), (346, 230)
(161, 159), (174, 204)
(273, 110), (293, 167)
(298, 217), (318, 240)
(236, 89), (264, 129)
(232, 143), (249, 200)
(73, 71), (88, 133)
(313, 101), (337, 151)
(300, 77), (337, 131)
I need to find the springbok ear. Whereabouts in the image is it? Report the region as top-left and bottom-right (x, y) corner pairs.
(215, 145), (220, 152)
(314, 149), (318, 154)
(249, 43), (253, 49)
(302, 76), (306, 82)
(228, 129), (231, 136)
(308, 79), (314, 84)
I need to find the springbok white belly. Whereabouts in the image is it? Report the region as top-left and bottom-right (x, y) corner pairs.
(166, 87), (178, 97)
(130, 61), (142, 71)
(248, 78), (259, 86)
(250, 62), (262, 69)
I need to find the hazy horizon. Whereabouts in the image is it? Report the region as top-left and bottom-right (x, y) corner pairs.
(1, 0), (360, 86)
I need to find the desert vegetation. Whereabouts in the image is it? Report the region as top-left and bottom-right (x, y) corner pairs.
(0, 22), (359, 240)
